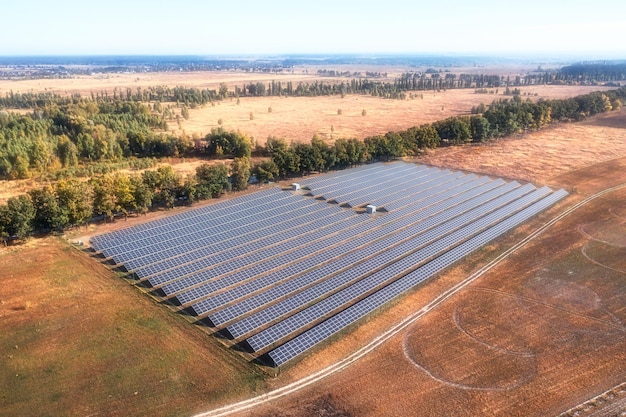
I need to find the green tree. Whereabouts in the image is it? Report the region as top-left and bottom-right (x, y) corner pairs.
(364, 133), (404, 161)
(266, 137), (300, 178)
(13, 154), (30, 179)
(333, 138), (350, 167)
(219, 83), (229, 99)
(0, 195), (36, 240)
(29, 186), (67, 231)
(253, 159), (279, 182)
(469, 116), (492, 142)
(195, 163), (230, 199)
(150, 166), (180, 209)
(130, 175), (152, 214)
(0, 206), (8, 244)
(611, 98), (622, 110)
(204, 128), (252, 158)
(181, 105), (190, 120)
(384, 132), (405, 159)
(57, 135), (79, 167)
(56, 179), (93, 226)
(433, 117), (472, 144)
(294, 143), (316, 174)
(112, 172), (135, 217)
(345, 138), (366, 165)
(76, 132), (95, 159)
(90, 175), (116, 221)
(177, 180), (197, 205)
(30, 138), (54, 174)
(311, 136), (335, 171)
(231, 156), (251, 191)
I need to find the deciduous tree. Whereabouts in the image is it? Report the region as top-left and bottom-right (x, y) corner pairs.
(231, 156), (251, 191)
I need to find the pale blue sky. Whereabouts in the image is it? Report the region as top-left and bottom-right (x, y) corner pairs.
(1, 0), (624, 57)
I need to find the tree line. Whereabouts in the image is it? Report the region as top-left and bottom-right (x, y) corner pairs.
(262, 89), (624, 177)
(0, 161), (246, 244)
(0, 87), (623, 243)
(5, 64), (623, 114)
(558, 63), (626, 84)
(1, 87), (623, 182)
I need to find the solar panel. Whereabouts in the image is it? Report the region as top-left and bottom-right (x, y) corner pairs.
(89, 161), (569, 368)
(93, 187), (285, 250)
(267, 188), (568, 365)
(196, 175), (510, 319)
(243, 184), (545, 352)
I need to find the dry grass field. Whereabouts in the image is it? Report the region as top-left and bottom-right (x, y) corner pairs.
(176, 85), (615, 145)
(419, 107), (626, 186)
(1, 69), (625, 416)
(0, 65), (550, 96)
(0, 67), (614, 205)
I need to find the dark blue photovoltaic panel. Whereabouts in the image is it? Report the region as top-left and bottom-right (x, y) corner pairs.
(108, 194), (310, 262)
(89, 161), (568, 367)
(93, 188), (284, 251)
(194, 175), (503, 319)
(139, 204), (351, 284)
(222, 182), (535, 339)
(244, 185), (546, 352)
(130, 201), (344, 277)
(267, 188), (568, 366)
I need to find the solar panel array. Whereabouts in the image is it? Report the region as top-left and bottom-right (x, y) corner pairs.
(90, 161), (568, 367)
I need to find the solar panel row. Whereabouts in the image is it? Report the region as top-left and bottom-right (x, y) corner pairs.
(137, 202), (344, 281)
(317, 164), (422, 201)
(146, 171), (482, 294)
(206, 174), (495, 326)
(192, 176), (511, 318)
(222, 183), (536, 340)
(141, 170), (476, 288)
(165, 214), (367, 302)
(266, 188), (568, 366)
(244, 185), (547, 352)
(89, 161), (568, 368)
(299, 163), (394, 191)
(108, 194), (312, 262)
(93, 187), (285, 250)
